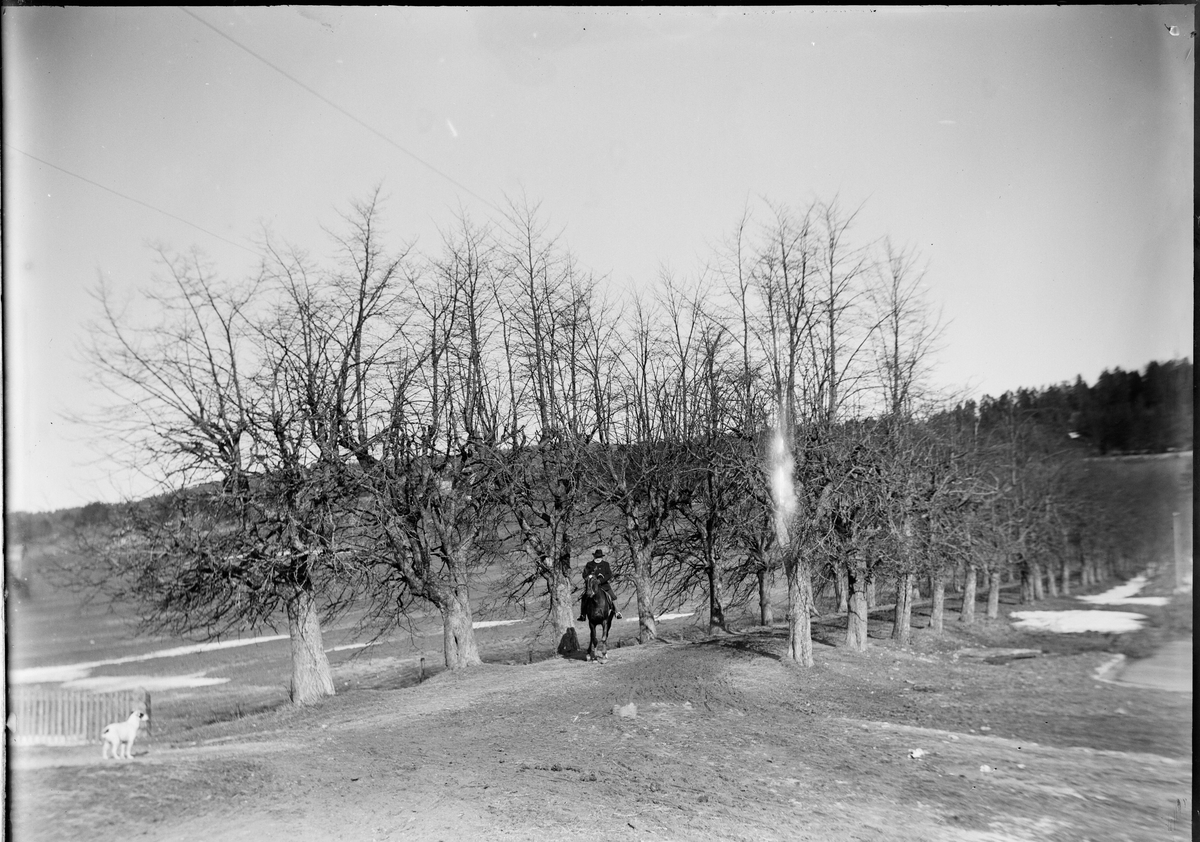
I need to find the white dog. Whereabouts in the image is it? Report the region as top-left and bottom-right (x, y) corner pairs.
(101, 710), (148, 760)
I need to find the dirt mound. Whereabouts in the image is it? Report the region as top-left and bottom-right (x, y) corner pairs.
(581, 637), (796, 715)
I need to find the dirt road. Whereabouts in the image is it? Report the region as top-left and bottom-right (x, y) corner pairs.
(1115, 638), (1193, 693)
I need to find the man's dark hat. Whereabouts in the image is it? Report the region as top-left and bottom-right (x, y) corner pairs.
(593, 548), (605, 557)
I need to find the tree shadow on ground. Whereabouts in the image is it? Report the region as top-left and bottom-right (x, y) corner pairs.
(200, 698), (287, 727)
(694, 632), (783, 661)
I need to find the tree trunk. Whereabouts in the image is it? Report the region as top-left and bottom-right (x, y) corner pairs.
(286, 588), (336, 705)
(628, 544), (657, 643)
(757, 566), (774, 626)
(440, 585), (482, 669)
(866, 573), (877, 609)
(846, 559), (869, 652)
(930, 571), (945, 632)
(1059, 554), (1071, 596)
(545, 555), (578, 655)
(784, 552), (814, 667)
(707, 554), (726, 633)
(1031, 560), (1046, 600)
(987, 570), (1001, 620)
(835, 563), (849, 614)
(891, 572), (913, 646)
(959, 564), (977, 624)
(1044, 560), (1058, 598)
(1019, 561), (1034, 604)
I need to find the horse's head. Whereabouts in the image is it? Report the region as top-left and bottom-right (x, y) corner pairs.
(584, 571), (599, 599)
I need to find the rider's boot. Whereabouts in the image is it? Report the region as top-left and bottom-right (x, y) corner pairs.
(607, 588), (623, 619)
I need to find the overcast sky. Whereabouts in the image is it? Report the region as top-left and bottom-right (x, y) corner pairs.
(4, 6), (1193, 513)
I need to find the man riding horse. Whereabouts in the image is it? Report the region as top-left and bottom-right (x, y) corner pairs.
(578, 548), (622, 621)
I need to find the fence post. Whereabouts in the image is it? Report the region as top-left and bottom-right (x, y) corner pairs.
(143, 688), (152, 750)
(1174, 512), (1186, 592)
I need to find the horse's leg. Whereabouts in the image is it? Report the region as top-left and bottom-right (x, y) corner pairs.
(599, 615), (611, 660)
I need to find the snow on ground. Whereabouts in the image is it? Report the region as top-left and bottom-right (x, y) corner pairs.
(62, 672), (230, 692)
(617, 611), (696, 623)
(1009, 572), (1176, 633)
(1010, 610), (1148, 634)
(9, 635), (290, 686)
(13, 611), (699, 688)
(1076, 575), (1169, 606)
(12, 665), (95, 685)
(326, 641), (383, 652)
(472, 619), (525, 629)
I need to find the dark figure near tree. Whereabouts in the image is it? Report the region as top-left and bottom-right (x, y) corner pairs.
(578, 549), (622, 621)
(581, 552), (619, 661)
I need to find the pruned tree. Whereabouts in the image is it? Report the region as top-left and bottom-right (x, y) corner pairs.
(487, 197), (616, 654)
(651, 279), (752, 633)
(585, 292), (696, 644)
(751, 202), (826, 666)
(77, 243), (369, 704)
(355, 208), (503, 670)
(709, 208), (779, 627)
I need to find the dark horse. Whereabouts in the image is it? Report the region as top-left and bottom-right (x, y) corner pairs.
(582, 571), (616, 661)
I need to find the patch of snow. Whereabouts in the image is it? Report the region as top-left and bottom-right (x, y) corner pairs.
(1010, 610), (1147, 634)
(110, 635), (291, 664)
(326, 641), (382, 652)
(472, 619), (525, 629)
(1076, 575), (1168, 606)
(9, 634), (290, 686)
(63, 672), (230, 692)
(10, 665), (93, 685)
(617, 611), (695, 623)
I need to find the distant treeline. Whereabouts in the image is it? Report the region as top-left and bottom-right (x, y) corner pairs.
(968, 359), (1193, 455)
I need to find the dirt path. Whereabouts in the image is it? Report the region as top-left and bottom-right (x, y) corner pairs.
(11, 631), (1192, 842)
(1115, 637), (1193, 692)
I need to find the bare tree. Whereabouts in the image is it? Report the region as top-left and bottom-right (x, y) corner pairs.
(357, 210), (504, 669)
(867, 238), (943, 419)
(585, 293), (696, 644)
(814, 198), (875, 423)
(710, 209), (779, 626)
(651, 280), (752, 633)
(488, 198), (613, 653)
(79, 246), (362, 704)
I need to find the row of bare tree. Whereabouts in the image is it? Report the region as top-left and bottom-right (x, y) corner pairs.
(76, 191), (1143, 703)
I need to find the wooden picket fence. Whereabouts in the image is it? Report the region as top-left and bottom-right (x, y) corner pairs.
(9, 687), (151, 747)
